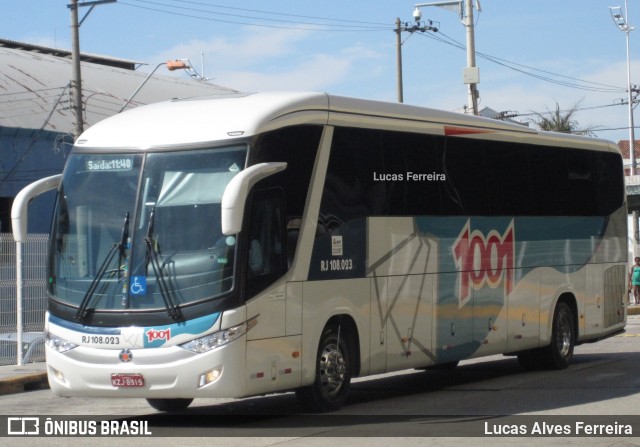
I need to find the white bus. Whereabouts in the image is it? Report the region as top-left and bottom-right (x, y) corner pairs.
(40, 92), (627, 412)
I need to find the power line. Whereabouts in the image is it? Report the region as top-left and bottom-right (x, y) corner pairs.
(122, 1), (628, 95)
(119, 0), (390, 31)
(516, 102), (624, 118)
(121, 1), (628, 94)
(0, 87), (67, 98)
(0, 88), (68, 107)
(0, 84), (70, 187)
(165, 0), (390, 27)
(597, 125), (640, 132)
(416, 31), (626, 94)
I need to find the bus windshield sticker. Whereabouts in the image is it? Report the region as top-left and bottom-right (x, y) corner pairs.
(130, 276), (147, 296)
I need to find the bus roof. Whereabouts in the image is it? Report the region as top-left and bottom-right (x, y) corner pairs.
(74, 91), (619, 154)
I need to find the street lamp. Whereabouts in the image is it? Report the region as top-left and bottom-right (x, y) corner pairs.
(611, 2), (639, 257)
(413, 0), (480, 114)
(118, 60), (191, 113)
(610, 2), (636, 176)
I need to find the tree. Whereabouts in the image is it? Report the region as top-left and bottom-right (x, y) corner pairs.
(530, 100), (597, 136)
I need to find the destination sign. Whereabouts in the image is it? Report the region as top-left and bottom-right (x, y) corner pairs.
(85, 158), (133, 171)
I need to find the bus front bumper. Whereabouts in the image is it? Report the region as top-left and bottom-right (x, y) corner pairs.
(45, 339), (247, 399)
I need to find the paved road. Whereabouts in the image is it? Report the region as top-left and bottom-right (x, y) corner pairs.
(2, 316), (640, 446)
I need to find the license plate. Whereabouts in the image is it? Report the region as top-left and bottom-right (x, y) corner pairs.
(111, 373), (144, 388)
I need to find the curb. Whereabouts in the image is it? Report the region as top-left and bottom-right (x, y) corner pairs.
(0, 372), (49, 396)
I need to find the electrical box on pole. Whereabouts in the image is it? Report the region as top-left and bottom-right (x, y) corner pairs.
(463, 67), (480, 84)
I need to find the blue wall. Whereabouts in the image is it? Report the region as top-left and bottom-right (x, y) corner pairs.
(0, 127), (71, 233)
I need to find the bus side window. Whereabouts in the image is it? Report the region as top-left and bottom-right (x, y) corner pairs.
(245, 188), (287, 296)
(286, 217), (302, 268)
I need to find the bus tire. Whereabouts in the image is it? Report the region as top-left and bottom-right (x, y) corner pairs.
(517, 302), (576, 371)
(146, 398), (193, 412)
(543, 302), (575, 370)
(296, 325), (352, 412)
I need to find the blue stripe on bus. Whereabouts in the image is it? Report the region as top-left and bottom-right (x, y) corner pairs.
(308, 215), (612, 281)
(415, 215), (610, 276)
(48, 313), (221, 348)
(142, 313), (221, 348)
(48, 314), (122, 335)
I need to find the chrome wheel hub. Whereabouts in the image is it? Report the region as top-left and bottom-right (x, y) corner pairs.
(319, 343), (346, 396)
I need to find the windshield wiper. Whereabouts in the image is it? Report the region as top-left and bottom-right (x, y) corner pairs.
(75, 212), (129, 322)
(117, 212), (130, 280)
(145, 207), (183, 321)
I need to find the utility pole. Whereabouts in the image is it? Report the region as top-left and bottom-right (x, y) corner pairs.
(413, 0), (480, 114)
(67, 0), (117, 140)
(396, 18), (404, 103)
(611, 1), (636, 175)
(395, 16), (438, 103)
(463, 0), (479, 115)
(70, 0), (83, 140)
(611, 1), (638, 257)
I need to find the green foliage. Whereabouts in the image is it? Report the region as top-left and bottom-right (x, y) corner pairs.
(530, 100), (597, 136)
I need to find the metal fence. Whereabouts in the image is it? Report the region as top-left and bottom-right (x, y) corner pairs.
(0, 233), (49, 365)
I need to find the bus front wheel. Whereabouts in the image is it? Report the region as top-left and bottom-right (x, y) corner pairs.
(296, 325), (352, 412)
(146, 398), (193, 412)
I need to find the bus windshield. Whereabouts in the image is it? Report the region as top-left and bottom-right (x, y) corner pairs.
(50, 146), (247, 316)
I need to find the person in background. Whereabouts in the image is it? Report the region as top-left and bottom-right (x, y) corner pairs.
(629, 257), (640, 305)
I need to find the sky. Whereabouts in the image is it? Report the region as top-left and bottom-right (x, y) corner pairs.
(4, 0), (640, 143)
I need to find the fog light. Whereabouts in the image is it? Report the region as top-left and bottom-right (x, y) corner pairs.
(50, 366), (66, 384)
(198, 366), (223, 388)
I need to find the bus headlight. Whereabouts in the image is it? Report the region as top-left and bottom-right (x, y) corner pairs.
(180, 317), (257, 354)
(44, 331), (78, 353)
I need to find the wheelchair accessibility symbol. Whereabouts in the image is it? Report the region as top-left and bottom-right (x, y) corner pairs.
(130, 276), (147, 296)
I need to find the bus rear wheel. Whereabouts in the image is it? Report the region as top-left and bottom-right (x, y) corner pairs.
(146, 398), (193, 412)
(296, 325), (352, 412)
(517, 302), (575, 371)
(544, 302), (575, 369)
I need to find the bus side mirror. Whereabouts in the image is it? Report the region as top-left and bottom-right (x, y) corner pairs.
(11, 174), (62, 243)
(221, 162), (287, 235)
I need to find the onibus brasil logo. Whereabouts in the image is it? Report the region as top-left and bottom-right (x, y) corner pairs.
(453, 219), (515, 308)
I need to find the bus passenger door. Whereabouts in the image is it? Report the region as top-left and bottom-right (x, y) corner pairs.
(243, 188), (287, 339)
(244, 188), (303, 394)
